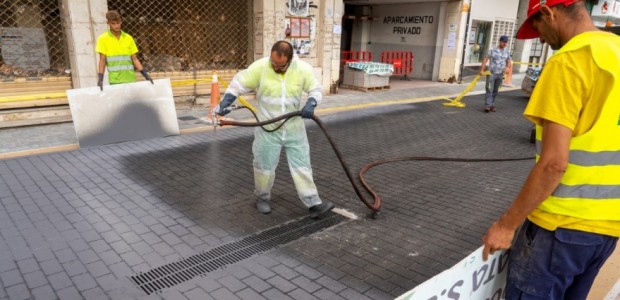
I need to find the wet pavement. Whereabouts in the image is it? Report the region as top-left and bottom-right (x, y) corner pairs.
(0, 77), (569, 299)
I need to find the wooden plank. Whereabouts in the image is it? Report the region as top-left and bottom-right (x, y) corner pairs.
(0, 144), (80, 160)
(0, 70), (240, 110)
(340, 84), (390, 92)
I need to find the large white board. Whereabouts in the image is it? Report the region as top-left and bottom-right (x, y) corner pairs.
(396, 247), (509, 300)
(67, 79), (179, 148)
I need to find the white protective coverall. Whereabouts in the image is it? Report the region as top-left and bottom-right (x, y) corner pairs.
(225, 56), (323, 208)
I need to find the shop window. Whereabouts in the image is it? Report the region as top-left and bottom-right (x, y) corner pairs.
(466, 20), (492, 64)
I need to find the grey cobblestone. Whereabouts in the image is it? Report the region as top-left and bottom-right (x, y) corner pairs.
(211, 288), (241, 300)
(72, 273), (98, 292)
(184, 287), (214, 300)
(217, 275), (246, 293)
(241, 275), (271, 293)
(266, 275), (297, 293)
(30, 284), (55, 300)
(23, 270), (48, 289)
(57, 286), (81, 299)
(0, 84), (550, 299)
(262, 288), (294, 300)
(291, 276), (322, 293)
(48, 271), (72, 290)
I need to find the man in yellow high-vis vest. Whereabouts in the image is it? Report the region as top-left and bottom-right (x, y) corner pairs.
(96, 10), (152, 90)
(482, 1), (620, 299)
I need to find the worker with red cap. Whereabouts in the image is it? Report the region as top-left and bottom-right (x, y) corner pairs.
(482, 0), (620, 299)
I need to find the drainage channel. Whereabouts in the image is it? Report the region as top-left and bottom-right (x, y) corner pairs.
(129, 211), (349, 295)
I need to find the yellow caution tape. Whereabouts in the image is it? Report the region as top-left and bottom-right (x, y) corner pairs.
(218, 79), (257, 113)
(169, 78), (212, 86)
(442, 71), (489, 108)
(513, 61), (543, 66)
(0, 77), (257, 113)
(0, 92), (68, 103)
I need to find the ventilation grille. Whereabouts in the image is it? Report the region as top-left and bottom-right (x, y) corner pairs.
(130, 212), (348, 295)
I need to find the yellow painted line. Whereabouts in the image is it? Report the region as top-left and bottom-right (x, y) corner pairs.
(318, 95), (441, 114)
(0, 92), (68, 103)
(0, 77), (218, 103)
(170, 78), (211, 86)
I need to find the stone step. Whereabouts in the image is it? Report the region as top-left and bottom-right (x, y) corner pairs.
(0, 105), (72, 129)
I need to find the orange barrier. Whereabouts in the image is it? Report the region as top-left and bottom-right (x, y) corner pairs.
(341, 50), (373, 64)
(340, 50), (374, 84)
(209, 73), (221, 123)
(502, 64), (513, 87)
(380, 51), (414, 80)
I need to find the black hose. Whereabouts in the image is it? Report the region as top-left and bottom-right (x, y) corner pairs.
(219, 109), (535, 214)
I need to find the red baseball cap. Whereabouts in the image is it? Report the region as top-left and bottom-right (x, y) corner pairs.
(516, 0), (581, 39)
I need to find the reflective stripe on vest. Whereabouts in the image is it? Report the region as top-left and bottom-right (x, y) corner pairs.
(107, 65), (135, 72)
(106, 55), (131, 62)
(532, 32), (620, 222)
(536, 143), (620, 166)
(106, 55), (134, 84)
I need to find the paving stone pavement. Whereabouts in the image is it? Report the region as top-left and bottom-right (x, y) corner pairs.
(0, 78), (541, 299)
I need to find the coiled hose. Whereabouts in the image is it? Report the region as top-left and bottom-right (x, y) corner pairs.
(219, 109), (534, 218)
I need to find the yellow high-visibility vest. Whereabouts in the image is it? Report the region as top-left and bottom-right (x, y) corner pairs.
(536, 34), (620, 221)
(96, 30), (138, 84)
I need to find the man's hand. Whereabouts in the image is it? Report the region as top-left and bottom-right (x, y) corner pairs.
(301, 98), (317, 119)
(218, 93), (237, 116)
(482, 220), (516, 261)
(140, 69), (153, 84)
(97, 73), (104, 91)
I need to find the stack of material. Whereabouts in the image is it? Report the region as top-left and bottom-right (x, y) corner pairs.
(342, 62), (393, 90)
(521, 66), (542, 95)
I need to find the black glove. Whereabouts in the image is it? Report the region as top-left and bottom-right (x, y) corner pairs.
(97, 73), (104, 91)
(140, 69), (153, 84)
(301, 97), (317, 119)
(218, 93), (237, 116)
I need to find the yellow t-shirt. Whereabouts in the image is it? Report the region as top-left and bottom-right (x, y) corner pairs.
(524, 31), (620, 237)
(96, 30), (139, 84)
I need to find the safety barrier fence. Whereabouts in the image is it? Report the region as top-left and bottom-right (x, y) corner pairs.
(341, 50), (373, 64)
(380, 51), (414, 80)
(339, 50), (373, 84)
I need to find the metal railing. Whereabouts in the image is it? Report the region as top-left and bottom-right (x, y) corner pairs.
(107, 0), (251, 73)
(0, 0), (69, 79)
(0, 0), (251, 80)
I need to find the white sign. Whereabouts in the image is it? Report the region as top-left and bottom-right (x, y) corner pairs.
(67, 79), (180, 148)
(0, 27), (50, 71)
(370, 3), (439, 45)
(333, 24), (342, 34)
(447, 32), (456, 49)
(396, 247), (509, 300)
(590, 0), (620, 22)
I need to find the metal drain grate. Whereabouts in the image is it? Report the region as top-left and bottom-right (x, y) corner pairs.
(130, 212), (348, 295)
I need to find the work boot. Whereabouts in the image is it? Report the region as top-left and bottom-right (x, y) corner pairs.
(256, 199), (271, 214)
(309, 201), (335, 219)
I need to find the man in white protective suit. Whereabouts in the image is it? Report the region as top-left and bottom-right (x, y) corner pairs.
(217, 40), (334, 218)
